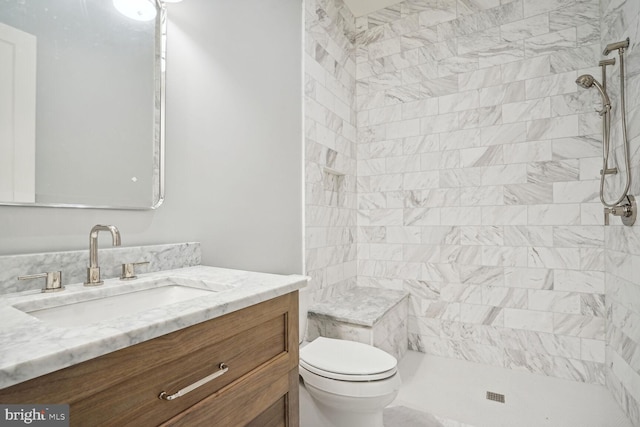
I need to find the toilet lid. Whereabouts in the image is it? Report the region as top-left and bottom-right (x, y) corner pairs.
(300, 337), (397, 381)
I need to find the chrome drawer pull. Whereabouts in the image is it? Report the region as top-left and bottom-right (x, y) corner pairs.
(158, 363), (229, 401)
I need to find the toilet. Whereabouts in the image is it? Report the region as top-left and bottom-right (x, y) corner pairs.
(298, 288), (401, 427)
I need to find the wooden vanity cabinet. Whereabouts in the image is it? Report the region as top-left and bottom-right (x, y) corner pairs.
(0, 292), (299, 427)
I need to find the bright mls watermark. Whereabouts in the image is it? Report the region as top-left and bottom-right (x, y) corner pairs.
(0, 405), (68, 426)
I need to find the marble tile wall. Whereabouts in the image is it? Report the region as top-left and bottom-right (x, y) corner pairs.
(305, 0), (359, 302)
(355, 0), (610, 385)
(305, 1), (640, 421)
(601, 0), (640, 424)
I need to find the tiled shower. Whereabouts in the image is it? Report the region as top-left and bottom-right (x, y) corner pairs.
(304, 0), (640, 424)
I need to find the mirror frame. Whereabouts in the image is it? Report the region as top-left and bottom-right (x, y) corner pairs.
(0, 1), (166, 210)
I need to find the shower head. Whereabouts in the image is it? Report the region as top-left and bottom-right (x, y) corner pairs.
(576, 74), (611, 112)
(576, 74), (596, 89)
(603, 38), (630, 56)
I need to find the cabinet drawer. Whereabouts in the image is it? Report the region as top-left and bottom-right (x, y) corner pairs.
(73, 314), (287, 426)
(162, 354), (294, 427)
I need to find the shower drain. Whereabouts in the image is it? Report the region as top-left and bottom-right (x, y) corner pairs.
(486, 391), (505, 403)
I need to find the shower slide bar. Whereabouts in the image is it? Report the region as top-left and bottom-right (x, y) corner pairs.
(576, 38), (636, 226)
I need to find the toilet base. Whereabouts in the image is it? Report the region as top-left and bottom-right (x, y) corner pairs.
(299, 378), (397, 427)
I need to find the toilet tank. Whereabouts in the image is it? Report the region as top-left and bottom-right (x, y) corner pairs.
(299, 287), (309, 344)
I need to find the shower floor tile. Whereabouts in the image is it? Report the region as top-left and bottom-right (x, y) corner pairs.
(392, 351), (633, 427)
(384, 406), (475, 427)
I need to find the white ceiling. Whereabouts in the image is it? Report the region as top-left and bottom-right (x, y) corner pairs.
(342, 0), (404, 17)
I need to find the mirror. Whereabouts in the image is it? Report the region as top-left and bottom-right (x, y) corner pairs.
(0, 0), (165, 209)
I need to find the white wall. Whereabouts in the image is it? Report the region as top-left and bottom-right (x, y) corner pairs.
(0, 0), (304, 275)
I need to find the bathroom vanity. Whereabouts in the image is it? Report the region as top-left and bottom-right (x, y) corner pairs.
(0, 265), (305, 426)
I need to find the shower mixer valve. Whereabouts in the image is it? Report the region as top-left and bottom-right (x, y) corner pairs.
(603, 195), (636, 226)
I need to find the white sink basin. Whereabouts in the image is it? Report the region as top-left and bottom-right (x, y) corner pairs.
(14, 281), (216, 328)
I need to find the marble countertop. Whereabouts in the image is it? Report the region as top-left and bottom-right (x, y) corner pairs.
(0, 265), (307, 389)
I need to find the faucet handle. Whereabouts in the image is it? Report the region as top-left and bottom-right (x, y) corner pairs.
(120, 261), (150, 281)
(603, 196), (637, 226)
(19, 271), (64, 293)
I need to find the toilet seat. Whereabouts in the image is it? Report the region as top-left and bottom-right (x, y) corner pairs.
(299, 337), (397, 382)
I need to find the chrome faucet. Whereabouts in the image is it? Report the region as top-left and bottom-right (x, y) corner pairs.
(85, 224), (121, 286)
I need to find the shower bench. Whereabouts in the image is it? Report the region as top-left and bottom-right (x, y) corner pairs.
(306, 287), (409, 360)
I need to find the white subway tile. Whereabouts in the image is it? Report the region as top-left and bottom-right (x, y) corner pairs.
(528, 204), (581, 225)
(502, 98), (551, 123)
(421, 112), (461, 134)
(503, 141), (553, 163)
(482, 246), (529, 267)
(504, 225), (554, 246)
(386, 155), (421, 173)
(501, 14), (550, 42)
(482, 205), (528, 225)
(526, 72), (577, 100)
(458, 65), (503, 91)
(369, 243), (403, 261)
(440, 128), (482, 150)
(438, 55), (480, 77)
(439, 90), (481, 113)
(461, 146), (504, 167)
(528, 246), (581, 269)
(504, 182), (554, 205)
(553, 225), (604, 247)
(479, 81), (526, 106)
(528, 290), (581, 314)
(481, 122), (528, 146)
(524, 28), (577, 57)
(440, 168), (484, 187)
(551, 136), (600, 160)
(578, 111), (601, 136)
(527, 159), (580, 183)
(369, 38), (402, 60)
(553, 313), (605, 340)
(386, 226), (421, 244)
(458, 28), (502, 55)
(402, 98), (440, 119)
(482, 164), (528, 185)
(460, 303), (504, 325)
(458, 0), (501, 16)
(477, 41), (526, 68)
(553, 180), (599, 203)
(370, 174), (403, 192)
(369, 105), (402, 125)
(387, 119), (421, 139)
(460, 185), (504, 206)
(524, 0), (575, 18)
(527, 116), (579, 141)
(404, 208), (441, 226)
(418, 5), (457, 27)
(504, 267), (553, 290)
(502, 56), (551, 83)
(358, 159), (386, 176)
(442, 207), (483, 225)
(460, 225), (504, 245)
(404, 171), (440, 189)
(504, 308), (554, 333)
